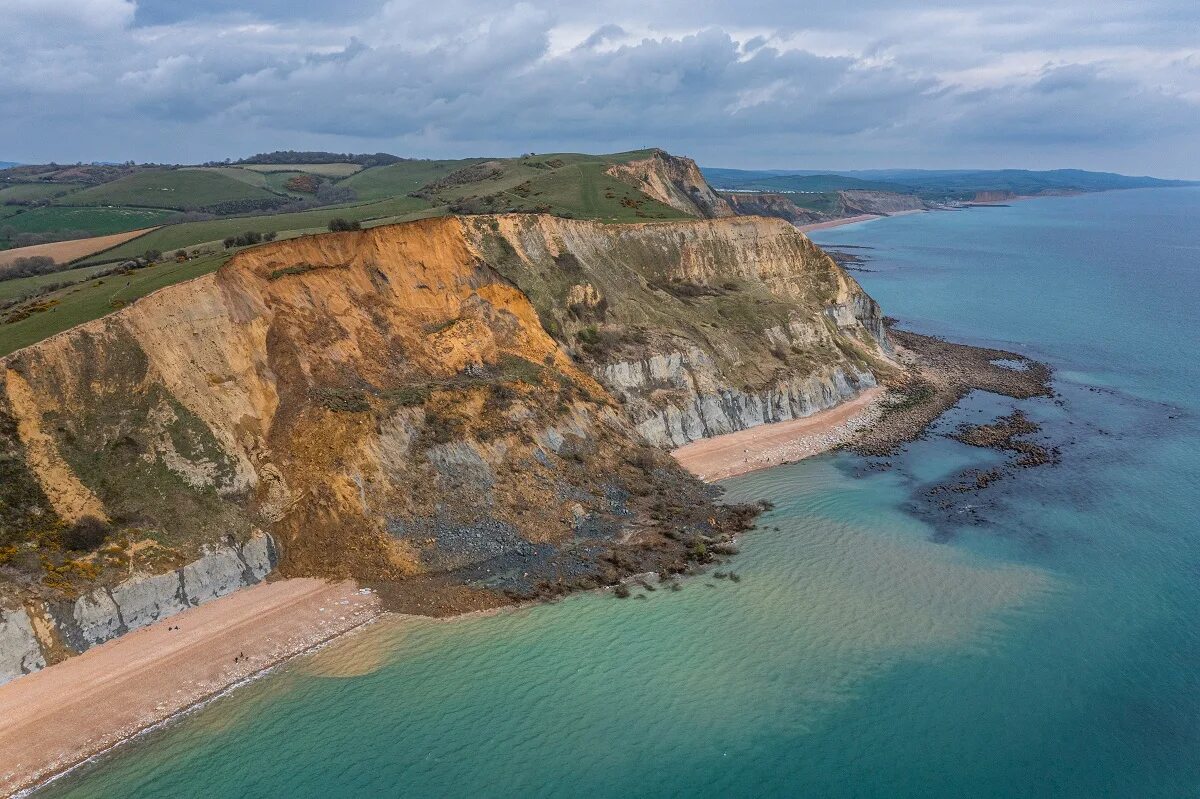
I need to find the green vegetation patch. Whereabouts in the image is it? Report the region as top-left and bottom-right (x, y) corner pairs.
(268, 262), (346, 281)
(38, 328), (251, 550)
(0, 252), (229, 357)
(64, 169), (281, 211)
(0, 183), (86, 203)
(80, 195), (435, 264)
(0, 395), (60, 547)
(0, 206), (173, 239)
(342, 159), (485, 201)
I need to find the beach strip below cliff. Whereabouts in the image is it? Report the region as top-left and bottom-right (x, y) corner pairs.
(671, 387), (884, 481)
(0, 578), (380, 798)
(797, 209), (925, 233)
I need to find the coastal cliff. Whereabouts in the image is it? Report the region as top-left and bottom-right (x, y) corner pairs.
(606, 150), (735, 218)
(0, 533), (275, 684)
(720, 189), (926, 227)
(464, 215), (893, 447)
(0, 213), (891, 680)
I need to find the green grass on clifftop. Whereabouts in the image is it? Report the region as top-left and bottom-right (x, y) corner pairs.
(0, 253), (229, 357)
(80, 196), (439, 264)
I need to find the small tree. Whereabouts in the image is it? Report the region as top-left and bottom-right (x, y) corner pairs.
(143, 249), (162, 263)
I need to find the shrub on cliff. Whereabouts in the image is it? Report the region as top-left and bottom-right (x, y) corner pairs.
(328, 218), (361, 232)
(61, 516), (112, 552)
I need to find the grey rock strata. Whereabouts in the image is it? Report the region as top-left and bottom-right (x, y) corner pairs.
(0, 532), (277, 686)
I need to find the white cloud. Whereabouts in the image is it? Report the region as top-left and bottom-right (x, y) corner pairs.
(0, 0), (1196, 176)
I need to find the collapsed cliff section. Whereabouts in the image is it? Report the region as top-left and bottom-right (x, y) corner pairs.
(836, 190), (927, 215)
(462, 214), (896, 448)
(720, 189), (927, 227)
(720, 192), (827, 226)
(0, 216), (761, 636)
(606, 149), (735, 219)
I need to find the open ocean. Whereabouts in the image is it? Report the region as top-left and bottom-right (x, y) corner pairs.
(39, 187), (1200, 798)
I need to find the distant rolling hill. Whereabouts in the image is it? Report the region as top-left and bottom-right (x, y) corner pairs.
(0, 162), (17, 170)
(702, 166), (1195, 200)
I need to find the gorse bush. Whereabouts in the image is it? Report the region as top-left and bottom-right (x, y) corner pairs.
(61, 515), (113, 552)
(223, 230), (274, 249)
(328, 218), (361, 232)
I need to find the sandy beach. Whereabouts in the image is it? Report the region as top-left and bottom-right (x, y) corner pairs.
(796, 209), (925, 234)
(672, 387), (884, 482)
(796, 214), (881, 232)
(0, 385), (891, 796)
(0, 578), (380, 797)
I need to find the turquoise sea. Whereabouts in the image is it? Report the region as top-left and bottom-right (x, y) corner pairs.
(40, 187), (1200, 798)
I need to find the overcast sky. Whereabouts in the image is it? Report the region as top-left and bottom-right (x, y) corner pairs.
(2, 0), (1197, 176)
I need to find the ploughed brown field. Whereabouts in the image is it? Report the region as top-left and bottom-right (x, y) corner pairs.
(0, 228), (157, 270)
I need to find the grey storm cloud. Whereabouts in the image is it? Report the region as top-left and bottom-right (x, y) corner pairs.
(0, 0), (1196, 176)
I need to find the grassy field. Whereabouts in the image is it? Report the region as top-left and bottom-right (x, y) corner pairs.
(0, 252), (230, 357)
(508, 161), (687, 221)
(0, 206), (175, 237)
(63, 169), (281, 210)
(407, 151), (688, 221)
(241, 163), (363, 177)
(341, 159), (485, 201)
(0, 183), (85, 203)
(0, 228), (157, 267)
(78, 195), (438, 264)
(0, 262), (118, 301)
(194, 167), (269, 188)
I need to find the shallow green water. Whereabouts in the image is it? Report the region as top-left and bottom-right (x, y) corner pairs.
(39, 188), (1200, 798)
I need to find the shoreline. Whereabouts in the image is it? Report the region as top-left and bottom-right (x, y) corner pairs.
(672, 386), (884, 481)
(796, 208), (925, 233)
(0, 330), (1052, 798)
(0, 578), (381, 798)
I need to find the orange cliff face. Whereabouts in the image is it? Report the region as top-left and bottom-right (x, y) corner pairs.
(0, 216), (760, 616)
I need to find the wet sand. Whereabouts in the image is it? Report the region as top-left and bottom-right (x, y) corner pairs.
(672, 387), (884, 481)
(0, 578), (380, 797)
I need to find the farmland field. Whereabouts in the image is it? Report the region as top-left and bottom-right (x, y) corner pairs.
(241, 163), (363, 177)
(0, 261), (118, 301)
(341, 159), (485, 200)
(0, 228), (157, 267)
(0, 252), (229, 357)
(63, 169), (281, 210)
(0, 206), (173, 236)
(0, 183), (85, 203)
(194, 167), (270, 188)
(79, 195), (439, 263)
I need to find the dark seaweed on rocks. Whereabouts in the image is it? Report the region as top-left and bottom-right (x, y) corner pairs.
(848, 328), (1053, 456)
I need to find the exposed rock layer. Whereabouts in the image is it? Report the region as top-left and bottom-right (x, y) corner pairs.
(0, 533), (275, 685)
(0, 213), (888, 670)
(607, 150), (734, 218)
